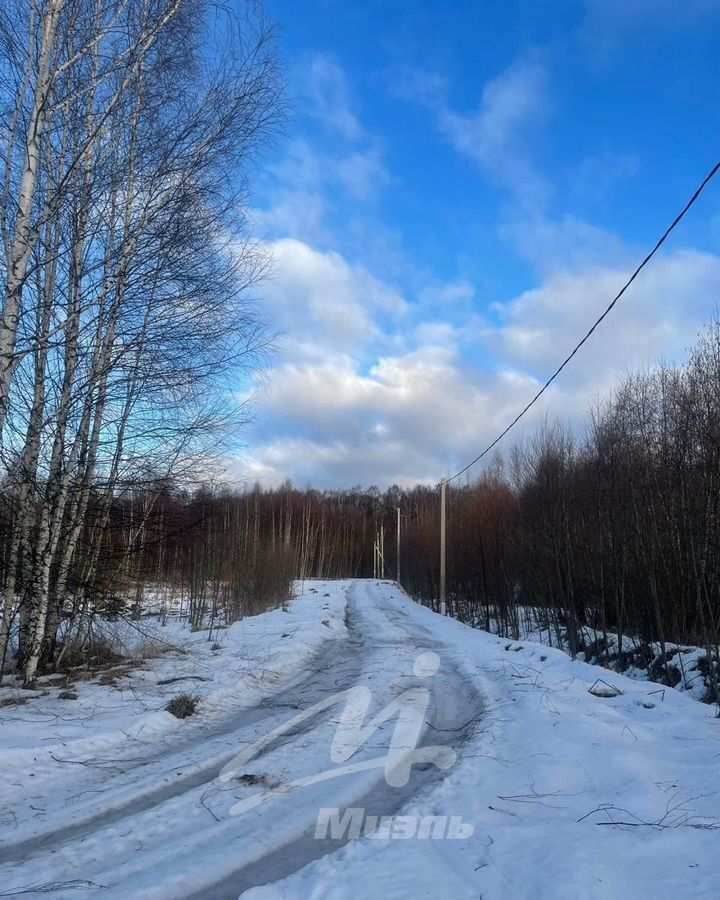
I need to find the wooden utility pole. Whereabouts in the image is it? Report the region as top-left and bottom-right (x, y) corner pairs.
(380, 524), (385, 579)
(396, 506), (401, 586)
(440, 479), (447, 613)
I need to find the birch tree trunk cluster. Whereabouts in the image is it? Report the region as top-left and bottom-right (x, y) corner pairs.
(0, 0), (280, 685)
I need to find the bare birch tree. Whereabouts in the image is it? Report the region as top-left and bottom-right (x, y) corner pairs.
(0, 0), (281, 684)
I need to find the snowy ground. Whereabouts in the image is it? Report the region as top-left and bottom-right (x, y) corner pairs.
(1, 580), (719, 899)
(475, 605), (716, 703)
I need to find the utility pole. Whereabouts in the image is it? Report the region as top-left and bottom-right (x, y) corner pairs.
(396, 506), (401, 586)
(440, 479), (447, 614)
(380, 523), (385, 579)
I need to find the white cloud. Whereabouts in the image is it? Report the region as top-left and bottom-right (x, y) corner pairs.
(260, 238), (407, 364)
(336, 147), (391, 201)
(239, 54), (720, 491)
(488, 249), (720, 390)
(390, 65), (447, 108)
(573, 150), (640, 203)
(418, 279), (475, 310)
(240, 240), (720, 489)
(251, 140), (331, 244)
(253, 96), (390, 246)
(301, 54), (363, 141)
(502, 214), (631, 275)
(393, 58), (551, 208)
(243, 346), (527, 488)
(439, 59), (551, 205)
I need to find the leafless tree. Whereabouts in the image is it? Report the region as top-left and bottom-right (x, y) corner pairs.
(0, 0), (281, 685)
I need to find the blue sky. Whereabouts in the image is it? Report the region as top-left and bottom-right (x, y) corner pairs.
(238, 0), (720, 488)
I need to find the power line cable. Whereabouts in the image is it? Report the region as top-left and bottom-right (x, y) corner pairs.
(442, 157), (720, 486)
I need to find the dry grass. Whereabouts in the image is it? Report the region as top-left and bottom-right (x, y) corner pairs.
(0, 695), (27, 708)
(165, 693), (199, 719)
(57, 638), (124, 673)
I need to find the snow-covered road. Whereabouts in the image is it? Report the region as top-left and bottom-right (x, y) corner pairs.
(2, 580), (719, 899)
(0, 581), (482, 898)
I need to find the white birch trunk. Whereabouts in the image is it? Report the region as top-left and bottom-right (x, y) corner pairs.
(0, 0), (63, 440)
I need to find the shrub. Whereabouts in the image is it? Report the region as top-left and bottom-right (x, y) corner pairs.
(0, 695), (27, 707)
(57, 638), (124, 672)
(227, 544), (295, 623)
(165, 693), (199, 719)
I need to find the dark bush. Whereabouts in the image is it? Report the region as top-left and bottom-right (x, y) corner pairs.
(165, 693), (199, 719)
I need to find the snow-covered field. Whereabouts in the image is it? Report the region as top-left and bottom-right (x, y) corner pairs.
(1, 580), (719, 899)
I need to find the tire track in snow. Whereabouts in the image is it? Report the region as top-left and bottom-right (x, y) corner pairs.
(0, 614), (364, 866)
(188, 580), (484, 900)
(0, 582), (484, 898)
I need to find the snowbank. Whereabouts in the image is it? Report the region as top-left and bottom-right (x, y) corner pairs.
(473, 605), (717, 703)
(0, 580), (347, 773)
